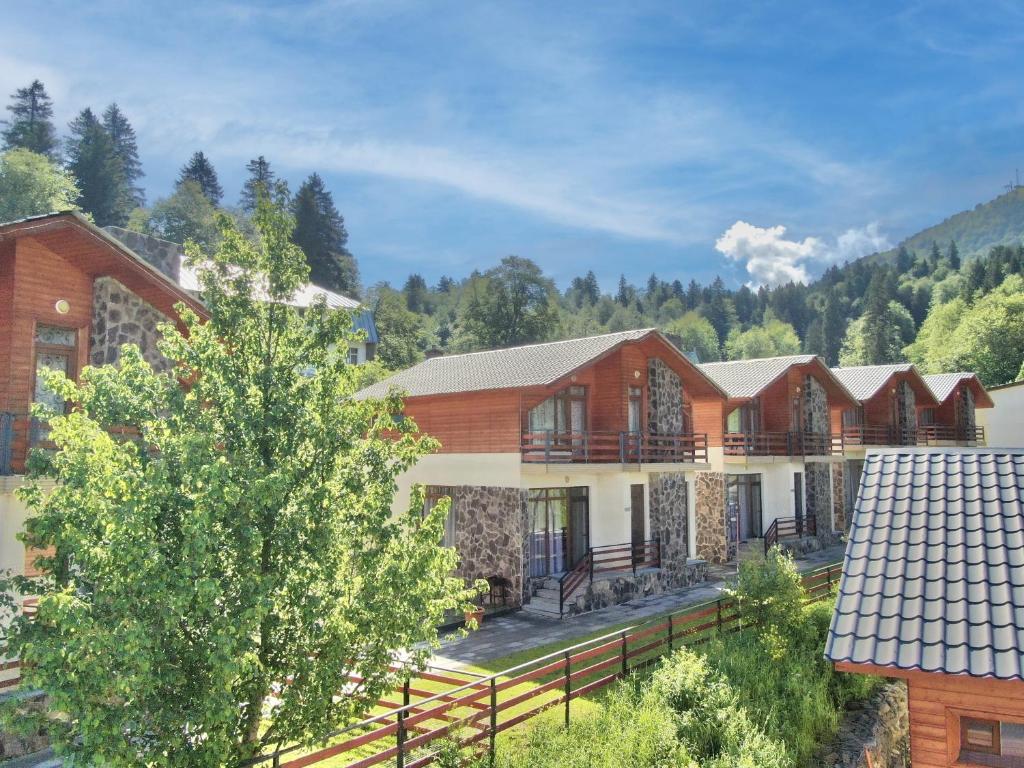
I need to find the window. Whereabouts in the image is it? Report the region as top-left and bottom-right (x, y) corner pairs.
(628, 386), (643, 433)
(424, 486), (457, 548)
(347, 347), (360, 365)
(33, 324), (77, 442)
(960, 716), (1024, 765)
(527, 386), (587, 435)
(842, 407), (864, 427)
(920, 407), (936, 425)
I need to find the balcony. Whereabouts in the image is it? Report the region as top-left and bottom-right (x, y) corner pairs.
(521, 431), (709, 465)
(841, 424), (986, 448)
(723, 431), (843, 458)
(841, 425), (907, 447)
(914, 424), (985, 445)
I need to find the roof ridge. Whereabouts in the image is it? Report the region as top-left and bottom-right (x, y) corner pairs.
(418, 327), (655, 363)
(699, 353), (816, 367)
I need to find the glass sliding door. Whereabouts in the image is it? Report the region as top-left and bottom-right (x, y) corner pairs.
(727, 474), (763, 541)
(528, 487), (589, 577)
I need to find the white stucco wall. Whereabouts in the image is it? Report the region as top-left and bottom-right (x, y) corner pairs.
(977, 383), (1024, 449)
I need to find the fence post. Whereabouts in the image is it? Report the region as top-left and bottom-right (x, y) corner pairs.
(827, 565), (833, 592)
(490, 676), (497, 766)
(273, 755), (280, 768)
(563, 651), (572, 727)
(716, 599), (722, 632)
(396, 709), (406, 768)
(620, 631), (628, 676)
(588, 548), (594, 582)
(667, 613), (674, 652)
(544, 430), (551, 463)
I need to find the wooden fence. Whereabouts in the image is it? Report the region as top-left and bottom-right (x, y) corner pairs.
(240, 561), (842, 768)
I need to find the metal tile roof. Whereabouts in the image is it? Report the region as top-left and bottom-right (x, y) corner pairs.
(830, 364), (914, 401)
(356, 328), (657, 399)
(924, 372), (978, 403)
(697, 355), (818, 399)
(825, 451), (1024, 680)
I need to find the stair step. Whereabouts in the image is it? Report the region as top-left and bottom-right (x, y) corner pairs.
(534, 587), (560, 599)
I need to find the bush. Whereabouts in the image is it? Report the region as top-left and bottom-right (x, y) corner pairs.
(728, 546), (804, 638)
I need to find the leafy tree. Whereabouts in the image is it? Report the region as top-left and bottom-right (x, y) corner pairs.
(0, 148), (80, 222)
(240, 155), (283, 213)
(101, 103), (145, 209)
(725, 316), (800, 360)
(178, 150), (223, 206)
(65, 107), (130, 226)
(373, 287), (423, 369)
(141, 179), (220, 249)
(459, 255), (557, 348)
(3, 199), (474, 766)
(839, 300), (914, 366)
(1, 79), (59, 159)
(663, 311), (720, 362)
(291, 173), (360, 296)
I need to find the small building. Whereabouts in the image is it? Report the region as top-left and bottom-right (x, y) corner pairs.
(977, 378), (1024, 449)
(922, 373), (992, 444)
(826, 451), (1024, 768)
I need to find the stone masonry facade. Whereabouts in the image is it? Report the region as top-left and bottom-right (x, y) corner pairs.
(648, 472), (689, 582)
(805, 461), (836, 545)
(896, 379), (917, 439)
(562, 560), (707, 616)
(451, 485), (528, 607)
(90, 277), (173, 373)
(104, 226), (184, 284)
(647, 357), (684, 434)
(694, 471), (728, 563)
(831, 462), (846, 533)
(803, 373), (829, 434)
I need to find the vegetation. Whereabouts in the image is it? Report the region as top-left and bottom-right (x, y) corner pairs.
(178, 150), (224, 206)
(290, 172), (360, 296)
(0, 148), (81, 222)
(1, 79), (59, 160)
(1, 197), (476, 766)
(65, 107), (130, 226)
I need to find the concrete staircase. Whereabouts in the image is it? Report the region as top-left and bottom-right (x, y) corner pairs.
(521, 578), (562, 619)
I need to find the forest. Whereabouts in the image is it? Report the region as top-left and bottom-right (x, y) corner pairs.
(3, 78), (1024, 387)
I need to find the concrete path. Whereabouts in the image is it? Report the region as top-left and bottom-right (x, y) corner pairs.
(434, 544), (847, 669)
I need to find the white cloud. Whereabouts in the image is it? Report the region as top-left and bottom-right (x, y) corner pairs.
(715, 221), (890, 287)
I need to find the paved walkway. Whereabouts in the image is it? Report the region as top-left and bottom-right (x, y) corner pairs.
(434, 544), (846, 669)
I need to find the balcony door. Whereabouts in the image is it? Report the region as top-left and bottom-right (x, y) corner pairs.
(529, 487), (589, 577)
(527, 387), (587, 455)
(727, 474), (763, 540)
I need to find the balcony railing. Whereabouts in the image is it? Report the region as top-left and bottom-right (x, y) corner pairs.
(559, 539), (661, 615)
(841, 424), (902, 446)
(841, 424), (986, 447)
(914, 424), (985, 445)
(723, 431), (843, 457)
(521, 431), (709, 465)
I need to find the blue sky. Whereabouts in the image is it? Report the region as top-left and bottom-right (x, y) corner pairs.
(3, 1), (1022, 292)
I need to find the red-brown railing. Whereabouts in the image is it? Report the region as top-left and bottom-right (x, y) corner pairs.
(763, 515), (818, 554)
(723, 431), (843, 457)
(914, 424), (985, 445)
(841, 424), (897, 446)
(521, 431), (708, 464)
(558, 540), (661, 615)
(238, 562), (842, 768)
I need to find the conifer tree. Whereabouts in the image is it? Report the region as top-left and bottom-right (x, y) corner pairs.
(1, 79), (59, 159)
(66, 108), (129, 226)
(947, 240), (961, 271)
(101, 103), (145, 209)
(290, 173), (360, 295)
(178, 151), (223, 206)
(821, 288), (845, 366)
(239, 155), (283, 213)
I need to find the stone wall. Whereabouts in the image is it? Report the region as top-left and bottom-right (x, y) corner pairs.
(805, 461), (836, 544)
(823, 681), (909, 768)
(959, 385), (976, 432)
(91, 277), (173, 373)
(648, 472), (689, 580)
(896, 380), (917, 437)
(562, 560), (707, 616)
(831, 462), (846, 533)
(647, 357), (684, 434)
(452, 486), (528, 606)
(804, 374), (830, 434)
(104, 226), (184, 283)
(694, 471), (728, 563)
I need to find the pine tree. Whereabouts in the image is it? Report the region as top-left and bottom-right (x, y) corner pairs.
(402, 273), (429, 313)
(2, 79), (59, 159)
(239, 155), (282, 213)
(821, 288), (845, 365)
(178, 151), (223, 206)
(929, 240), (942, 271)
(895, 245), (913, 274)
(66, 108), (129, 226)
(290, 173), (360, 295)
(861, 268), (896, 363)
(616, 275), (631, 306)
(101, 103), (145, 209)
(582, 271), (601, 306)
(947, 240), (961, 271)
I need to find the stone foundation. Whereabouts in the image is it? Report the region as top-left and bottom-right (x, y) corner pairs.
(779, 535), (829, 558)
(823, 681), (909, 768)
(562, 561), (708, 617)
(452, 486), (528, 607)
(694, 471), (728, 563)
(648, 472), (689, 577)
(90, 276), (173, 373)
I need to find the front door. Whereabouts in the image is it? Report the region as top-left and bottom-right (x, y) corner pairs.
(728, 474), (763, 540)
(567, 487), (590, 567)
(529, 487), (588, 577)
(630, 484), (646, 562)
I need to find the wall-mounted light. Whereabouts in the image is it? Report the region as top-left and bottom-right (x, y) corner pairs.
(634, 370), (641, 379)
(54, 299), (70, 314)
(570, 375), (577, 382)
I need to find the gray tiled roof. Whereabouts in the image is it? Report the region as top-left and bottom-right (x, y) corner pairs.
(356, 329), (658, 398)
(697, 355), (818, 399)
(923, 372), (976, 403)
(825, 452), (1024, 680)
(830, 364), (914, 401)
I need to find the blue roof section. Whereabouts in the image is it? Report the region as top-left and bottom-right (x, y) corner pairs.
(351, 308), (378, 344)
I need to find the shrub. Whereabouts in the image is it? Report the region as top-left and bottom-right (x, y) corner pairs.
(728, 546), (804, 638)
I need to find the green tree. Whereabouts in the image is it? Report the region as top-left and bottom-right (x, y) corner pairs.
(725, 316), (800, 360)
(402, 273), (430, 314)
(291, 173), (360, 296)
(459, 255), (557, 349)
(821, 288), (846, 365)
(178, 150), (223, 206)
(101, 103), (145, 209)
(839, 300), (914, 366)
(141, 179), (220, 249)
(3, 200), (474, 766)
(240, 155), (284, 213)
(373, 287), (423, 369)
(700, 276), (738, 347)
(663, 311), (720, 362)
(1, 79), (59, 159)
(65, 107), (130, 226)
(947, 240), (961, 270)
(0, 148), (80, 222)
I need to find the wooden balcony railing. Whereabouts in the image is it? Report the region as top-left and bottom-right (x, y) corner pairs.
(841, 424), (899, 446)
(842, 424), (986, 447)
(559, 539), (661, 615)
(521, 431), (708, 465)
(914, 424), (985, 445)
(763, 515), (818, 554)
(723, 431), (843, 457)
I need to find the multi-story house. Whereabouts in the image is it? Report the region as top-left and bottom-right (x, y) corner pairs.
(921, 372), (992, 444)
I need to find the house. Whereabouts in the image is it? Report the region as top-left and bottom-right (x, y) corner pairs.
(357, 328), (730, 616)
(695, 354), (860, 558)
(921, 373), (992, 444)
(826, 451), (1024, 768)
(977, 378), (1024, 449)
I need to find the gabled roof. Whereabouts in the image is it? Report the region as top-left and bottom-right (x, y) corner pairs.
(923, 372), (994, 408)
(698, 354), (857, 406)
(825, 451), (1024, 680)
(355, 328), (726, 400)
(830, 363), (938, 406)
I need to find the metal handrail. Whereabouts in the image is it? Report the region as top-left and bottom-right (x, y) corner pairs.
(763, 515), (818, 554)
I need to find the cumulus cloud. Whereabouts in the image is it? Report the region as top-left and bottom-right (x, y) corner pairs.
(715, 221), (891, 287)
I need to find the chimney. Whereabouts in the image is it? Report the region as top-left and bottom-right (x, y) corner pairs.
(425, 348), (444, 360)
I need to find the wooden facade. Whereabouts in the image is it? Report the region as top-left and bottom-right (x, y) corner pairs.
(829, 369), (940, 444)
